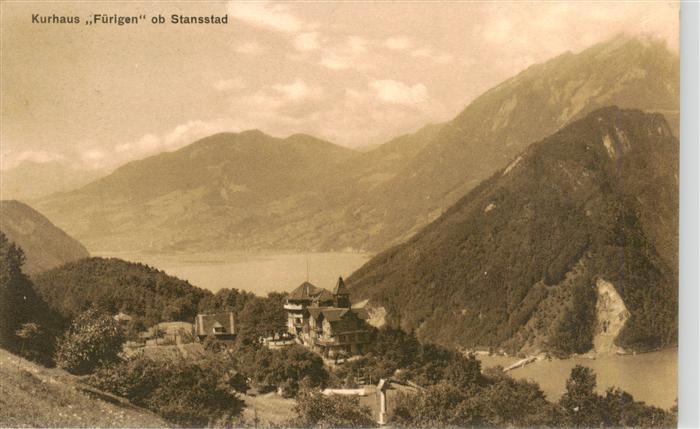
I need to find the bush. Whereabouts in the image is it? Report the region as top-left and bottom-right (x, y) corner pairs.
(14, 322), (55, 366)
(54, 307), (124, 374)
(245, 344), (328, 397)
(88, 355), (244, 426)
(232, 335), (328, 397)
(292, 388), (377, 428)
(393, 376), (560, 428)
(271, 345), (328, 397)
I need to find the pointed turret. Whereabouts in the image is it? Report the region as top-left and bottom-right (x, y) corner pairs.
(333, 276), (350, 308)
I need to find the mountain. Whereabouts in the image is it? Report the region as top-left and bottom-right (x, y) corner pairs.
(0, 200), (89, 275)
(36, 35), (678, 254)
(347, 107), (678, 355)
(322, 35), (678, 252)
(0, 161), (104, 201)
(37, 131), (356, 251)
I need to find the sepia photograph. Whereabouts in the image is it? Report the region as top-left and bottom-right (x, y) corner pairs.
(0, 1), (686, 427)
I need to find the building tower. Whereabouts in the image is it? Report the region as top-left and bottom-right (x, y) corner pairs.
(333, 276), (351, 308)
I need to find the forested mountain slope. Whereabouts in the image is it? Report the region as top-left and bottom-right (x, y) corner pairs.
(348, 107), (678, 355)
(32, 257), (212, 327)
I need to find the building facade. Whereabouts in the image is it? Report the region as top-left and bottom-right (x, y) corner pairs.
(284, 277), (371, 358)
(284, 281), (334, 336)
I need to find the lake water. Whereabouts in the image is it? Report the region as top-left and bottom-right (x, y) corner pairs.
(95, 251), (372, 296)
(477, 348), (677, 409)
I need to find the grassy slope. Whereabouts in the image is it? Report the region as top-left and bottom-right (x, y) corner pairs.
(0, 348), (167, 428)
(240, 393), (297, 427)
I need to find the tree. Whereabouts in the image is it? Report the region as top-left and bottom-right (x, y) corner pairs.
(392, 383), (466, 427)
(442, 353), (483, 390)
(236, 293), (287, 340)
(241, 344), (328, 397)
(602, 387), (676, 428)
(470, 374), (561, 427)
(293, 388), (377, 428)
(0, 233), (60, 365)
(550, 279), (597, 356)
(559, 365), (605, 427)
(198, 288), (255, 314)
(54, 307), (124, 374)
(270, 345), (328, 397)
(0, 233), (30, 350)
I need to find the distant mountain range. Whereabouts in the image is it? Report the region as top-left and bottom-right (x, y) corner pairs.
(35, 35), (678, 255)
(348, 107), (678, 354)
(36, 132), (356, 251)
(0, 200), (89, 275)
(1, 161), (104, 202)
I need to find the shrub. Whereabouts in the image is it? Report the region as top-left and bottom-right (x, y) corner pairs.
(54, 307), (124, 374)
(14, 322), (56, 366)
(88, 355), (244, 426)
(233, 340), (328, 397)
(292, 388), (377, 428)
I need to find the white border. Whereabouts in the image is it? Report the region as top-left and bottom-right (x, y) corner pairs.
(679, 1), (700, 427)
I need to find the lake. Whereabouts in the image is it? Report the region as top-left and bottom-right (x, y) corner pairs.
(94, 251), (372, 296)
(477, 348), (677, 409)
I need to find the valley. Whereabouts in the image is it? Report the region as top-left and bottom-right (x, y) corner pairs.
(0, 25), (681, 428)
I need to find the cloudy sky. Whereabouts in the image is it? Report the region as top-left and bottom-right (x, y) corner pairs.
(1, 1), (678, 170)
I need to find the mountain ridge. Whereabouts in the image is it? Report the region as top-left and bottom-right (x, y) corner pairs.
(347, 107), (678, 354)
(35, 35), (678, 255)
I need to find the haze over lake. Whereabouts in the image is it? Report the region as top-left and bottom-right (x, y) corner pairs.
(95, 251), (371, 295)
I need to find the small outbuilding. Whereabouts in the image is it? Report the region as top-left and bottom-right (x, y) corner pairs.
(194, 312), (237, 341)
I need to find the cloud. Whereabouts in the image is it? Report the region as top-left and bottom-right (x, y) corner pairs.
(227, 1), (304, 33)
(471, 2), (679, 74)
(383, 36), (412, 50)
(80, 149), (109, 169)
(319, 53), (352, 70)
(293, 32), (322, 51)
(318, 36), (373, 71)
(213, 77), (246, 92)
(162, 120), (235, 148)
(100, 78), (325, 167)
(271, 78), (322, 101)
(234, 41), (265, 54)
(346, 36), (368, 54)
(106, 120), (240, 168)
(0, 149), (65, 170)
(369, 79), (429, 106)
(410, 48), (453, 64)
(115, 133), (160, 154)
